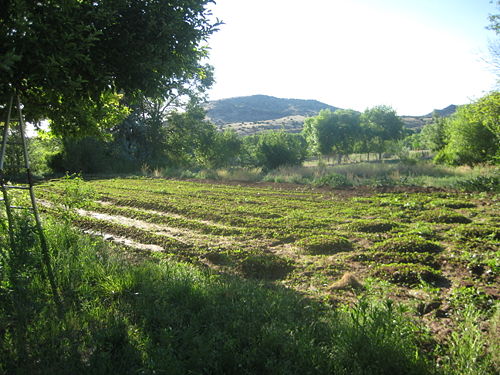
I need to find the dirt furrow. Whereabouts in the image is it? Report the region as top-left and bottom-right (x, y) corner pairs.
(77, 208), (256, 250)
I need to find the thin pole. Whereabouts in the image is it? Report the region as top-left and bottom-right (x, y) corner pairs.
(16, 95), (62, 310)
(0, 96), (16, 250)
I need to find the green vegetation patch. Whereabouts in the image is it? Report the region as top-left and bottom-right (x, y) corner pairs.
(312, 173), (352, 188)
(429, 199), (476, 209)
(238, 254), (294, 280)
(452, 224), (500, 241)
(373, 263), (443, 287)
(346, 219), (400, 233)
(420, 209), (472, 224)
(453, 175), (500, 193)
(296, 234), (352, 255)
(371, 235), (443, 254)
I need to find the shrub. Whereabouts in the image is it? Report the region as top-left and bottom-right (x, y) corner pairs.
(313, 173), (352, 188)
(453, 175), (500, 193)
(296, 234), (352, 254)
(372, 236), (443, 253)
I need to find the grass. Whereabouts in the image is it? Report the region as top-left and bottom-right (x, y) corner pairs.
(143, 161), (499, 193)
(3, 174), (498, 374)
(0, 216), (434, 374)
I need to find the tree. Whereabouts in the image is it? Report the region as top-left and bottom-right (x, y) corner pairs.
(242, 131), (307, 170)
(201, 130), (242, 169)
(487, 0), (500, 85)
(420, 112), (448, 152)
(360, 105), (404, 159)
(302, 109), (361, 162)
(434, 92), (499, 166)
(0, 0), (219, 135)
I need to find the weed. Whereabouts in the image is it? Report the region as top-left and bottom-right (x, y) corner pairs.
(453, 175), (500, 193)
(440, 304), (497, 375)
(313, 173), (352, 188)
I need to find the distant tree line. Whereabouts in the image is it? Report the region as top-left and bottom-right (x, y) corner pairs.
(9, 91), (498, 177)
(302, 106), (405, 163)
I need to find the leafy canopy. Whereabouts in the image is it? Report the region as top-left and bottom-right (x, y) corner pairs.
(434, 91), (499, 166)
(0, 0), (219, 135)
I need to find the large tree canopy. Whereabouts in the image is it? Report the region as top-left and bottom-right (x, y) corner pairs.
(302, 109), (361, 159)
(0, 0), (218, 135)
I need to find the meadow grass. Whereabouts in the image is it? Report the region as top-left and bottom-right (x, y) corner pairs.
(148, 161), (499, 192)
(0, 214), (436, 374)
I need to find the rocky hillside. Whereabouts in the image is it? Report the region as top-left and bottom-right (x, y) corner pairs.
(204, 95), (338, 125)
(205, 95), (456, 135)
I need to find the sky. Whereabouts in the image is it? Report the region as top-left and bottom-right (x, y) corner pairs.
(205, 0), (499, 115)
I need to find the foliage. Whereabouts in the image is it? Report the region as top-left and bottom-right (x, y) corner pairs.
(302, 109), (361, 160)
(242, 131), (307, 170)
(48, 105), (240, 173)
(434, 92), (499, 166)
(440, 304), (498, 375)
(0, 0), (219, 136)
(420, 114), (448, 152)
(359, 106), (405, 158)
(312, 173), (352, 188)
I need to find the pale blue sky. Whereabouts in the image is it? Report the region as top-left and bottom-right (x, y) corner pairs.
(206, 0), (499, 115)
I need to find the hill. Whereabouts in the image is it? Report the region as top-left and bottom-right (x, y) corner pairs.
(204, 94), (337, 123)
(205, 95), (456, 135)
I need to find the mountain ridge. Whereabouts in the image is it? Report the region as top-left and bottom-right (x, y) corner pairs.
(204, 95), (456, 135)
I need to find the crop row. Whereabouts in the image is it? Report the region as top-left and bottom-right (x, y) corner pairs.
(38, 177), (498, 291)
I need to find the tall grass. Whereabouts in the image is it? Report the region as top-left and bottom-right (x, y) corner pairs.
(0, 214), (436, 374)
(146, 161), (498, 192)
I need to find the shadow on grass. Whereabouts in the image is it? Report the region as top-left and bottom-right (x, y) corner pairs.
(0, 219), (434, 375)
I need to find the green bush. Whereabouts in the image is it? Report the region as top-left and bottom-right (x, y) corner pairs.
(313, 173), (352, 188)
(453, 175), (500, 193)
